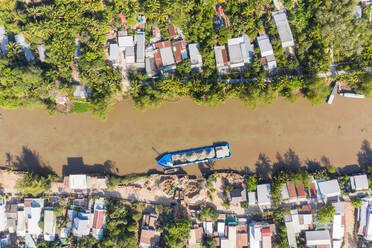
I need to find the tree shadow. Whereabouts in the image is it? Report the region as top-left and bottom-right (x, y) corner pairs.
(198, 161), (215, 176)
(62, 157), (115, 176)
(255, 153), (272, 180)
(9, 146), (56, 177)
(357, 139), (372, 170)
(272, 148), (301, 175)
(305, 159), (322, 172)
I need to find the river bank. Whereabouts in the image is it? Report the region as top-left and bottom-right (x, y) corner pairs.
(0, 96), (371, 176)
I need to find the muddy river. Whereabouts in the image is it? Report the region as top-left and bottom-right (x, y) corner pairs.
(0, 96), (371, 176)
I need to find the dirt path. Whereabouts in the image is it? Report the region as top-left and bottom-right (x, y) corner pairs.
(0, 96), (371, 176)
(343, 200), (357, 248)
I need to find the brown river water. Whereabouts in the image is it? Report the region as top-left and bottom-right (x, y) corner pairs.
(0, 96), (371, 176)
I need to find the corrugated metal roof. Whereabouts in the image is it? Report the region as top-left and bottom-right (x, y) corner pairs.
(69, 175), (88, 189)
(160, 46), (175, 66)
(135, 33), (145, 62)
(257, 34), (274, 57)
(272, 10), (295, 48)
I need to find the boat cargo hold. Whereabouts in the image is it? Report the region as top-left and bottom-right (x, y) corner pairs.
(157, 143), (231, 168)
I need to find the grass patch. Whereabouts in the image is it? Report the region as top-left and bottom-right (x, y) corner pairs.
(71, 102), (91, 113)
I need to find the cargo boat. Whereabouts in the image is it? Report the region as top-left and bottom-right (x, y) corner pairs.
(157, 143), (231, 168)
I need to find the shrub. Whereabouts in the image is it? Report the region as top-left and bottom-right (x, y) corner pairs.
(199, 206), (219, 221)
(246, 175), (257, 192)
(317, 205), (336, 224)
(240, 202), (249, 209)
(352, 196), (363, 209)
(225, 185), (233, 192)
(165, 219), (191, 248)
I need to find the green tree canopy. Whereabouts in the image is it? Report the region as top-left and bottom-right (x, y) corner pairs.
(16, 172), (55, 197)
(165, 219), (191, 248)
(317, 204), (336, 224)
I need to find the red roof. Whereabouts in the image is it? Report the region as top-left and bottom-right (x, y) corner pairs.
(154, 50), (162, 69)
(217, 6), (223, 16)
(296, 183), (306, 199)
(236, 232), (248, 247)
(154, 40), (171, 49)
(168, 25), (177, 39)
(93, 209), (105, 229)
(118, 13), (126, 25)
(287, 182), (297, 199)
(261, 227), (271, 237)
(172, 42), (183, 64)
(309, 183), (317, 198)
(221, 47), (228, 66)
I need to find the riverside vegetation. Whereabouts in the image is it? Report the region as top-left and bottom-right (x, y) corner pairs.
(0, 0), (371, 119)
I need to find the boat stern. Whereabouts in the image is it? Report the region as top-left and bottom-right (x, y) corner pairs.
(157, 154), (173, 168)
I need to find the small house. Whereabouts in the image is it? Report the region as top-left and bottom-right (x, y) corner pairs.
(214, 45), (229, 73)
(228, 188), (247, 205)
(135, 32), (146, 69)
(168, 24), (178, 40)
(203, 221), (213, 236)
(172, 40), (187, 64)
(305, 230), (331, 247)
(73, 85), (90, 99)
(139, 214), (160, 248)
(355, 4), (362, 19)
(220, 224), (237, 248)
(217, 220), (225, 237)
(317, 179), (341, 199)
(257, 34), (277, 71)
(92, 198), (106, 240)
(27, 199), (44, 237)
(188, 43), (203, 69)
(150, 26), (161, 44)
(43, 209), (56, 241)
(285, 209), (313, 248)
(68, 174), (88, 190)
(249, 222), (274, 248)
(295, 183), (306, 201)
(154, 41), (176, 72)
(15, 34), (34, 62)
(272, 10), (295, 48)
(16, 204), (25, 237)
(160, 46), (176, 71)
(146, 56), (157, 78)
(248, 192), (256, 206)
(0, 199), (6, 232)
(0, 26), (9, 54)
(236, 218), (249, 248)
(358, 198), (372, 240)
(227, 34), (254, 68)
(73, 212), (91, 237)
(257, 184), (272, 207)
(188, 224), (203, 248)
(118, 34), (135, 64)
(6, 202), (18, 233)
(38, 45), (46, 62)
(109, 43), (119, 67)
(350, 174), (369, 191)
(118, 35), (134, 51)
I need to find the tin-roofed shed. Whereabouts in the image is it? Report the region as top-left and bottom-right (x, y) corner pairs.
(272, 10), (295, 48)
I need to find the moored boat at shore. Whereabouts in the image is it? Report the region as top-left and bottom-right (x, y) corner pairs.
(157, 143), (231, 168)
